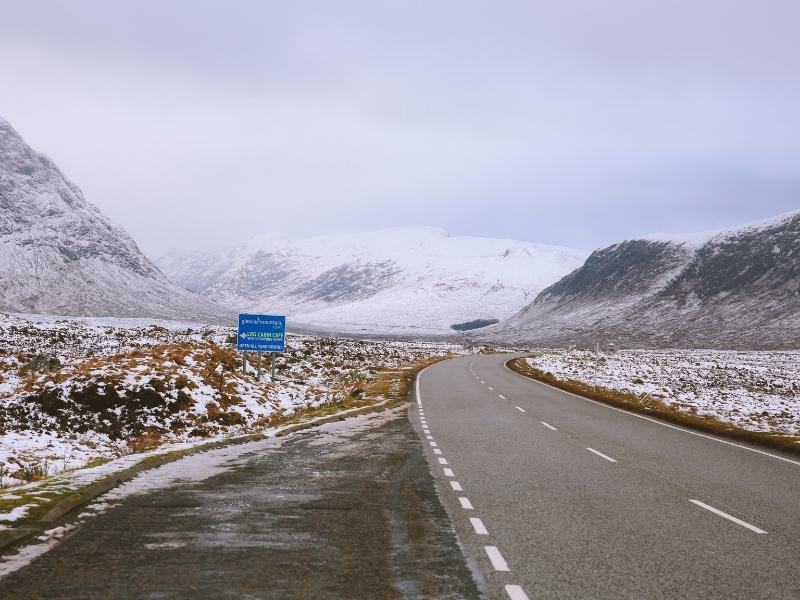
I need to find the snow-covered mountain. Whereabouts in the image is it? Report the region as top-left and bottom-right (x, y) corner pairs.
(493, 210), (800, 349)
(156, 228), (587, 334)
(0, 116), (229, 322)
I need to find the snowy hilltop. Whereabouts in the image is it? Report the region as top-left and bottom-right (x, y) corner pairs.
(0, 116), (229, 322)
(156, 228), (587, 334)
(492, 210), (800, 349)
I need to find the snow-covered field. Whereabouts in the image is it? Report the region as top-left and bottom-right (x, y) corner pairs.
(0, 313), (467, 487)
(525, 350), (800, 435)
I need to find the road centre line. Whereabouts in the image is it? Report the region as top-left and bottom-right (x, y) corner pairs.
(586, 448), (618, 463)
(484, 546), (509, 571)
(503, 359), (800, 468)
(515, 406), (526, 413)
(541, 421), (557, 431)
(450, 481), (463, 491)
(689, 499), (767, 534)
(505, 585), (530, 600)
(470, 517), (488, 535)
(459, 497), (474, 510)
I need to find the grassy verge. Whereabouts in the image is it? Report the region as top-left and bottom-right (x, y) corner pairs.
(0, 353), (456, 549)
(507, 357), (800, 457)
(278, 353), (453, 428)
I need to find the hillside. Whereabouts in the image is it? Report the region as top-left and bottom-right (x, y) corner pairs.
(492, 211), (800, 349)
(157, 228), (586, 334)
(0, 116), (229, 322)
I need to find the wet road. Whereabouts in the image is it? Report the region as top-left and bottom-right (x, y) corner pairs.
(0, 407), (481, 599)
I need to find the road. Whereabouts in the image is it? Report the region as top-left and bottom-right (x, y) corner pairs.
(0, 407), (480, 599)
(414, 353), (800, 599)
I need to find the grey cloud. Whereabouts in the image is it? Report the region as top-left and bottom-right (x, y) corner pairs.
(0, 1), (797, 253)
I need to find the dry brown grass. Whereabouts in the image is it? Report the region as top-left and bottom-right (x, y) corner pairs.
(127, 429), (164, 454)
(507, 357), (800, 457)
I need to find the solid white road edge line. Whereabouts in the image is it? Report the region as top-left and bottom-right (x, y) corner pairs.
(689, 499), (767, 534)
(515, 406), (526, 413)
(450, 481), (463, 491)
(503, 359), (800, 468)
(470, 517), (488, 535)
(484, 546), (509, 572)
(459, 497), (474, 509)
(586, 447), (618, 463)
(505, 584), (530, 600)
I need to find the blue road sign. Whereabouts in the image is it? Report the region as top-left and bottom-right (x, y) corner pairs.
(237, 314), (286, 352)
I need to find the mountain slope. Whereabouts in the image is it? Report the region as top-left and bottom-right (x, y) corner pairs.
(157, 228), (587, 334)
(0, 116), (229, 322)
(493, 211), (800, 349)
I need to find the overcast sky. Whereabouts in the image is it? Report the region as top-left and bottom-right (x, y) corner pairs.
(2, 1), (799, 255)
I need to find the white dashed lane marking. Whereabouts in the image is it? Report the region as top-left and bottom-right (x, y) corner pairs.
(689, 499), (767, 534)
(484, 546), (509, 571)
(418, 363), (531, 600)
(470, 517), (488, 535)
(505, 584), (530, 600)
(586, 447), (618, 463)
(541, 421), (557, 431)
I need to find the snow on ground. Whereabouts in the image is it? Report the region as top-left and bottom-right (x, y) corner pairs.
(525, 350), (800, 435)
(0, 406), (405, 580)
(0, 313), (468, 488)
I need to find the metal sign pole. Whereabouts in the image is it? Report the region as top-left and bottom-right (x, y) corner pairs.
(271, 353), (277, 381)
(242, 353), (247, 375)
(257, 351), (262, 381)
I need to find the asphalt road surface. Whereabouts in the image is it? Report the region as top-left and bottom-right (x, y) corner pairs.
(0, 407), (481, 599)
(414, 353), (800, 600)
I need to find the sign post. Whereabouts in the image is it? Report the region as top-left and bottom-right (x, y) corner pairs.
(237, 314), (286, 381)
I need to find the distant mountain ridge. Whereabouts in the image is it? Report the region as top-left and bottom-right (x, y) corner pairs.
(0, 116), (229, 321)
(492, 210), (800, 349)
(157, 228), (587, 334)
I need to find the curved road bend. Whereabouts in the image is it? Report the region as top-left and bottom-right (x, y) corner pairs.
(413, 353), (800, 599)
